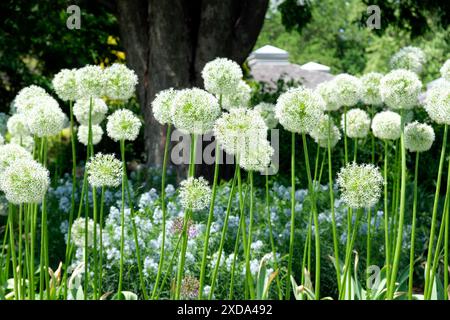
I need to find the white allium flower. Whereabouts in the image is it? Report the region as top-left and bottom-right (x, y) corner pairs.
(71, 217), (98, 248)
(360, 72), (383, 106)
(73, 98), (108, 125)
(10, 135), (34, 153)
(315, 81), (341, 111)
(14, 85), (49, 115)
(337, 162), (384, 209)
(77, 124), (103, 146)
(106, 109), (142, 141)
(390, 46), (426, 74)
(424, 81), (450, 125)
(310, 114), (341, 148)
(0, 159), (49, 204)
(86, 153), (122, 188)
(380, 69), (422, 110)
(371, 111), (401, 140)
(222, 80), (251, 110)
(239, 139), (274, 172)
(28, 98), (66, 137)
(0, 144), (33, 172)
(275, 87), (325, 133)
(171, 88), (220, 135)
(179, 176), (212, 211)
(103, 63), (138, 100)
(332, 74), (362, 107)
(152, 88), (177, 125)
(7, 114), (29, 137)
(214, 108), (267, 156)
(404, 121), (435, 152)
(202, 58), (243, 96)
(254, 102), (278, 129)
(341, 108), (371, 138)
(52, 69), (78, 101)
(75, 65), (105, 98)
(441, 59), (450, 82)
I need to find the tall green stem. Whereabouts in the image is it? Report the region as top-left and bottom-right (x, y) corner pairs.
(408, 152), (420, 299)
(39, 137), (49, 300)
(383, 140), (391, 295)
(344, 106), (348, 165)
(118, 139), (127, 298)
(286, 132), (296, 299)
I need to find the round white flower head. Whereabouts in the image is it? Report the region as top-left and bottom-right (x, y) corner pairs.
(7, 113), (29, 137)
(0, 144), (33, 172)
(103, 63), (138, 100)
(441, 59), (450, 82)
(70, 217), (98, 248)
(179, 176), (212, 211)
(86, 153), (122, 188)
(404, 121), (435, 152)
(28, 98), (66, 137)
(390, 46), (426, 74)
(202, 58), (243, 96)
(52, 68), (78, 101)
(332, 74), (362, 107)
(424, 81), (450, 125)
(106, 109), (142, 141)
(222, 80), (251, 110)
(214, 108), (268, 155)
(310, 114), (341, 148)
(337, 162), (384, 209)
(14, 86), (50, 115)
(0, 159), (49, 204)
(152, 88), (177, 125)
(239, 139), (274, 172)
(10, 135), (34, 153)
(73, 98), (108, 125)
(341, 108), (371, 138)
(254, 102), (278, 129)
(360, 72), (383, 106)
(75, 65), (104, 98)
(371, 110), (401, 140)
(171, 88), (220, 134)
(77, 124), (103, 146)
(380, 69), (422, 110)
(275, 87), (325, 134)
(315, 80), (341, 111)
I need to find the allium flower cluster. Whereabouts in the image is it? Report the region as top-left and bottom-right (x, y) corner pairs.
(179, 177), (212, 211)
(86, 153), (122, 187)
(441, 59), (450, 82)
(371, 111), (401, 140)
(424, 82), (450, 125)
(77, 124), (103, 146)
(170, 217), (198, 238)
(10, 136), (34, 153)
(360, 72), (383, 106)
(52, 69), (78, 101)
(239, 139), (274, 172)
(14, 85), (49, 114)
(0, 159), (49, 204)
(28, 98), (66, 137)
(73, 98), (108, 125)
(275, 87), (325, 134)
(202, 58), (243, 96)
(315, 81), (341, 111)
(380, 69), (422, 110)
(106, 109), (142, 141)
(71, 217), (98, 248)
(75, 65), (105, 98)
(151, 88), (177, 125)
(390, 46), (426, 74)
(332, 74), (362, 107)
(0, 144), (33, 171)
(310, 115), (341, 148)
(254, 102), (278, 129)
(7, 114), (29, 137)
(180, 275), (200, 300)
(171, 88), (220, 134)
(404, 121), (435, 152)
(341, 108), (371, 138)
(103, 63), (138, 100)
(221, 80), (251, 110)
(337, 162), (384, 209)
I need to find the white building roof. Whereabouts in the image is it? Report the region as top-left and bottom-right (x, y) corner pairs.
(300, 61), (331, 73)
(248, 45), (289, 66)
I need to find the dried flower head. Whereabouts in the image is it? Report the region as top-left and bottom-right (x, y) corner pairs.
(341, 108), (371, 138)
(404, 121), (435, 153)
(86, 153), (122, 187)
(371, 110), (401, 140)
(332, 74), (362, 107)
(73, 98), (108, 125)
(103, 63), (138, 100)
(424, 81), (450, 125)
(179, 177), (212, 211)
(52, 68), (78, 101)
(254, 102), (278, 129)
(310, 114), (341, 148)
(390, 46), (426, 74)
(180, 275), (200, 300)
(75, 65), (105, 98)
(106, 109), (142, 141)
(170, 217), (198, 239)
(360, 72), (384, 106)
(77, 124), (103, 146)
(380, 69), (422, 110)
(152, 88), (177, 125)
(222, 80), (251, 110)
(202, 58), (243, 96)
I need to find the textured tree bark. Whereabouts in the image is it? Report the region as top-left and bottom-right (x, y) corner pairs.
(116, 0), (269, 175)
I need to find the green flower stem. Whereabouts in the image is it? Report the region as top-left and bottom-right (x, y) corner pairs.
(92, 185), (98, 299)
(152, 124), (172, 299)
(371, 105), (375, 163)
(424, 124), (448, 298)
(366, 206), (372, 300)
(408, 152), (420, 299)
(387, 112), (407, 300)
(245, 170), (255, 293)
(445, 184), (449, 301)
(39, 137), (50, 300)
(8, 205), (18, 299)
(18, 204), (24, 299)
(301, 132), (320, 299)
(353, 139), (358, 162)
(286, 132), (296, 299)
(209, 166), (237, 299)
(98, 186), (105, 295)
(383, 140), (391, 295)
(118, 139), (127, 299)
(199, 141), (220, 299)
(328, 115), (341, 294)
(344, 106), (348, 165)
(155, 234), (182, 299)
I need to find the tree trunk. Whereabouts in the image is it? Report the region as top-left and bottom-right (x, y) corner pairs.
(116, 0), (269, 175)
